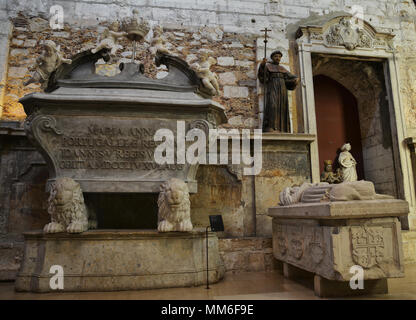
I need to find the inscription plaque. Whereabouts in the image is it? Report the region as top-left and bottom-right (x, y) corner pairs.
(25, 112), (220, 193)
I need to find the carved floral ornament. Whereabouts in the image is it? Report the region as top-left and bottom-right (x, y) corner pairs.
(296, 16), (394, 51)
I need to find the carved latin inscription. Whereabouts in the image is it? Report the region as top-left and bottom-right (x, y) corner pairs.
(56, 123), (183, 171)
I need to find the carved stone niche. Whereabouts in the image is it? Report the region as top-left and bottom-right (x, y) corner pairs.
(296, 15), (394, 51)
(20, 51), (227, 194)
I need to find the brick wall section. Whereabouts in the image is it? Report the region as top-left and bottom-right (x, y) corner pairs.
(2, 14), (259, 129)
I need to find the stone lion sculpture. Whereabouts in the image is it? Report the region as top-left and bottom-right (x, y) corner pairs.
(44, 177), (96, 233)
(279, 180), (393, 206)
(157, 178), (193, 232)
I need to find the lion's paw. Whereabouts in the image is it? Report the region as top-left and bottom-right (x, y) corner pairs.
(178, 220), (193, 232)
(43, 222), (65, 234)
(158, 220), (173, 232)
(67, 221), (87, 233)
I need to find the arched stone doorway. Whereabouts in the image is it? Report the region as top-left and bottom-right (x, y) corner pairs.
(296, 15), (415, 229)
(312, 55), (398, 198)
(313, 74), (364, 179)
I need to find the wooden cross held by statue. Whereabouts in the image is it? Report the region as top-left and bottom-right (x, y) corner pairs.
(260, 27), (271, 128)
(261, 27), (271, 60)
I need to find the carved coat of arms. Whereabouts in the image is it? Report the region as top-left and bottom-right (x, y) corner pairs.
(289, 227), (304, 260)
(325, 17), (371, 50)
(350, 226), (384, 268)
(309, 228), (324, 264)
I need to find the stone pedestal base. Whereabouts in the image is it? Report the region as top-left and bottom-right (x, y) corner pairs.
(15, 230), (225, 292)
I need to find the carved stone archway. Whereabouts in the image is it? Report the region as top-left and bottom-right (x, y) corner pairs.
(296, 15), (415, 228)
(313, 57), (398, 198)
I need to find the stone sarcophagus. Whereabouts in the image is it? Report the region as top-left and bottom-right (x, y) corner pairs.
(16, 18), (227, 291)
(21, 53), (226, 194)
(269, 182), (407, 297)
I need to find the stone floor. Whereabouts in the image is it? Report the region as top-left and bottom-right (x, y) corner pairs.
(1, 264), (415, 300)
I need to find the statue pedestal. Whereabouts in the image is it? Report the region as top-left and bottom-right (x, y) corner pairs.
(15, 230), (225, 292)
(268, 199), (408, 297)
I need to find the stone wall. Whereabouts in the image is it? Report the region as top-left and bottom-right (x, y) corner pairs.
(403, 230), (416, 264)
(190, 165), (250, 237)
(218, 237), (279, 273)
(255, 138), (312, 236)
(0, 121), (49, 280)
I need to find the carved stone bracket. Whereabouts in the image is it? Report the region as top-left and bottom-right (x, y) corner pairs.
(24, 114), (62, 138)
(24, 115), (61, 177)
(189, 119), (210, 136)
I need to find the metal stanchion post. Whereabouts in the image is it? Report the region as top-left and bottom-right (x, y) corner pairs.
(206, 226), (210, 289)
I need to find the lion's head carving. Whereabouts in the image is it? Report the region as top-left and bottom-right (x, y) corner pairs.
(157, 178), (193, 232)
(44, 177), (91, 233)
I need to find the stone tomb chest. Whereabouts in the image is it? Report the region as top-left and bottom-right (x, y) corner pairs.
(269, 182), (407, 297)
(15, 51), (226, 292)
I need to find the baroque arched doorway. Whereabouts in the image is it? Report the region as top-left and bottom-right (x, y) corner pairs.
(311, 56), (398, 199)
(296, 15), (415, 229)
(313, 75), (364, 179)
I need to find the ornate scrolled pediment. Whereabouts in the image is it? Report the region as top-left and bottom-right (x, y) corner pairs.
(296, 16), (394, 51)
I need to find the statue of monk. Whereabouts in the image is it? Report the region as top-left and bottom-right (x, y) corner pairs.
(258, 50), (299, 133)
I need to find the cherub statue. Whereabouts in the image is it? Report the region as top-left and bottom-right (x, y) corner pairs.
(149, 25), (170, 55)
(191, 53), (220, 96)
(24, 40), (71, 88)
(91, 21), (127, 56)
